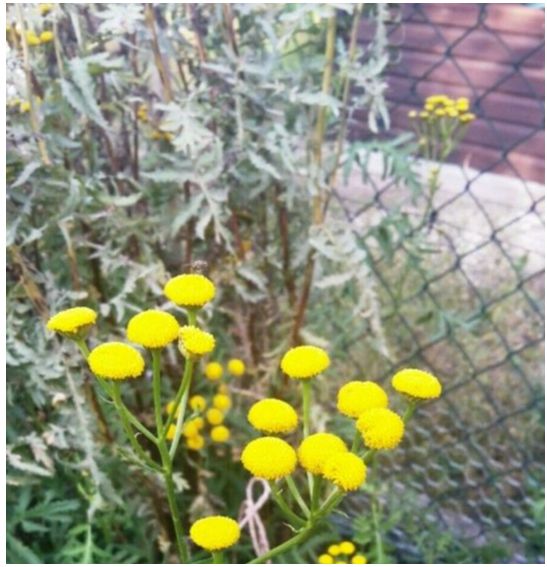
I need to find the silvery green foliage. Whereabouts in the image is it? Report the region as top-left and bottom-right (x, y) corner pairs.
(7, 3), (418, 548)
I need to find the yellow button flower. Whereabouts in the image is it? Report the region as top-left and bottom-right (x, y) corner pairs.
(25, 31), (41, 46)
(47, 307), (97, 337)
(39, 4), (54, 15)
(183, 417), (204, 437)
(328, 545), (341, 556)
(248, 398), (298, 435)
(356, 408), (404, 450)
(340, 541), (356, 555)
(323, 453), (366, 491)
(211, 425), (230, 443)
(179, 326), (215, 357)
(213, 394), (231, 412)
(165, 400), (180, 417)
(39, 30), (54, 43)
(318, 554), (334, 564)
(205, 361), (223, 381)
(186, 435), (205, 451)
(241, 437), (297, 480)
(88, 342), (144, 380)
(298, 433), (347, 475)
(164, 273), (215, 308)
(190, 516), (240, 551)
(189, 395), (207, 412)
(19, 101), (31, 113)
(206, 408), (224, 426)
(337, 381), (388, 418)
(280, 345), (330, 379)
(126, 309), (179, 349)
(351, 555), (367, 564)
(227, 358), (245, 376)
(391, 368), (442, 400)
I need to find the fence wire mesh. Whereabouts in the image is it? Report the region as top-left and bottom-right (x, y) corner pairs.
(330, 4), (544, 563)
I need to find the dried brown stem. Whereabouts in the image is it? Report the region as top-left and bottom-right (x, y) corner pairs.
(145, 4), (173, 102)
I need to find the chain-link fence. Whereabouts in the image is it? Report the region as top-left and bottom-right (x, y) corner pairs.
(331, 4), (544, 563)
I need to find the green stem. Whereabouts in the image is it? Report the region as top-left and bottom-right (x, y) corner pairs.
(316, 487), (344, 519)
(110, 382), (161, 473)
(75, 338), (90, 359)
(351, 429), (361, 452)
(371, 494), (386, 563)
(301, 380), (314, 498)
(285, 476), (311, 518)
(212, 551), (224, 564)
(152, 350), (164, 438)
(248, 524), (314, 564)
(168, 357), (195, 459)
(269, 482), (307, 528)
(160, 445), (190, 563)
(403, 401), (417, 423)
(311, 475), (322, 514)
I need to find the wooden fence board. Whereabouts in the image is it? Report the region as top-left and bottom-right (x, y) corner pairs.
(354, 4), (545, 182)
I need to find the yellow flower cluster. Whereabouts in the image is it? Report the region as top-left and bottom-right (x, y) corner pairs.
(88, 342), (145, 380)
(356, 408), (404, 450)
(205, 361), (223, 381)
(392, 368), (442, 400)
(318, 541), (367, 564)
(189, 515), (240, 551)
(46, 307), (97, 337)
(227, 358), (245, 376)
(248, 398), (298, 435)
(337, 381), (388, 418)
(126, 309), (179, 349)
(166, 383), (232, 449)
(409, 94), (475, 124)
(164, 273), (216, 309)
(281, 345), (330, 379)
(298, 433), (347, 475)
(179, 325), (215, 358)
(241, 437), (297, 480)
(25, 29), (54, 46)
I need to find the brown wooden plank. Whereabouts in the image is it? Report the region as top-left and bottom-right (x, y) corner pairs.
(383, 76), (544, 128)
(359, 21), (544, 68)
(389, 50), (545, 98)
(401, 4), (545, 38)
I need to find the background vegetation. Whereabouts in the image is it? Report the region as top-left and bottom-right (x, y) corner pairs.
(6, 3), (544, 564)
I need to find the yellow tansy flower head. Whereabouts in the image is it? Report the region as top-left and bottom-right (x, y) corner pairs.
(356, 408), (405, 450)
(46, 307), (97, 338)
(190, 516), (240, 551)
(186, 435), (205, 451)
(280, 345), (330, 379)
(39, 30), (54, 43)
(88, 342), (144, 380)
(298, 433), (347, 475)
(19, 101), (31, 113)
(183, 417), (205, 438)
(227, 358), (245, 376)
(126, 309), (179, 349)
(391, 368), (442, 400)
(166, 400), (180, 417)
(337, 381), (388, 418)
(340, 541), (356, 555)
(178, 326), (215, 358)
(213, 394), (231, 412)
(25, 31), (41, 46)
(248, 398), (298, 435)
(328, 545), (341, 556)
(205, 361), (223, 381)
(211, 425), (230, 443)
(189, 395), (207, 412)
(241, 436), (297, 480)
(206, 408), (224, 426)
(39, 4), (54, 15)
(164, 273), (215, 308)
(351, 555), (367, 564)
(319, 554), (334, 564)
(323, 452), (366, 491)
